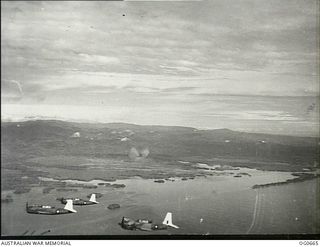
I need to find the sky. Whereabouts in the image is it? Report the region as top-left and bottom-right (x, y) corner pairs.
(1, 0), (319, 136)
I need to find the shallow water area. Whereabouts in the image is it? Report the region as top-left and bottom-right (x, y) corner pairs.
(1, 167), (319, 236)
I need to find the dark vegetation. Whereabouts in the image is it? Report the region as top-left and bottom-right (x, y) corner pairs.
(1, 120), (319, 192)
(86, 193), (103, 199)
(107, 203), (120, 210)
(106, 183), (125, 188)
(1, 194), (13, 203)
(13, 187), (31, 194)
(154, 179), (165, 183)
(82, 184), (98, 189)
(237, 172), (251, 177)
(56, 188), (78, 192)
(42, 187), (55, 194)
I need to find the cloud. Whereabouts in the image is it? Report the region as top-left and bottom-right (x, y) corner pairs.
(160, 87), (198, 93)
(78, 53), (120, 65)
(1, 0), (319, 136)
(122, 86), (160, 93)
(2, 1), (318, 79)
(2, 0), (316, 80)
(202, 110), (300, 122)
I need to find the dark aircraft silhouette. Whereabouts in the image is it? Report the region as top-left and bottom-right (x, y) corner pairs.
(58, 193), (99, 206)
(120, 212), (179, 231)
(26, 199), (77, 215)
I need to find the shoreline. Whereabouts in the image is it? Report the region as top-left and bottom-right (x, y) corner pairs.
(252, 173), (320, 189)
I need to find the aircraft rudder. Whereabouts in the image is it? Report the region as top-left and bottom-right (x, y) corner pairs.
(64, 199), (77, 213)
(89, 193), (98, 203)
(162, 212), (179, 229)
(162, 212), (172, 225)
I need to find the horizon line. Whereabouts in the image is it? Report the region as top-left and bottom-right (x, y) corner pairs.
(1, 117), (319, 138)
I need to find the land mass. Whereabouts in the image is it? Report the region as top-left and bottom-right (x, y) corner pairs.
(252, 173), (320, 189)
(1, 120), (319, 192)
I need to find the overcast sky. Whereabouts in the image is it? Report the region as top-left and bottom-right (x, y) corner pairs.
(1, 0), (319, 136)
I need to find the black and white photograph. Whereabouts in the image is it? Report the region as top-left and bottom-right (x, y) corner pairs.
(1, 0), (319, 239)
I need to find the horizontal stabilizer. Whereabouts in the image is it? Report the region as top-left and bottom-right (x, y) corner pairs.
(167, 223), (179, 229)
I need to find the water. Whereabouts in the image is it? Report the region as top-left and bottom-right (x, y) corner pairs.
(1, 169), (319, 236)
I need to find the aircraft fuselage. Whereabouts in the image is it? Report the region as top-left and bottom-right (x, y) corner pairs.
(26, 205), (72, 215)
(119, 217), (167, 231)
(60, 198), (96, 206)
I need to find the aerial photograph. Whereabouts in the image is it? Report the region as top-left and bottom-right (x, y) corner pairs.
(1, 0), (319, 238)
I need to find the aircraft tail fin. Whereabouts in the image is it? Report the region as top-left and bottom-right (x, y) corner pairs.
(64, 199), (77, 213)
(162, 212), (179, 229)
(89, 193), (98, 204)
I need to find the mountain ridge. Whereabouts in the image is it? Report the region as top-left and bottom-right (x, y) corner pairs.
(1, 119), (319, 139)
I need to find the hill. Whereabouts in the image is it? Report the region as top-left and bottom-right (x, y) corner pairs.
(1, 120), (319, 191)
(2, 120), (318, 163)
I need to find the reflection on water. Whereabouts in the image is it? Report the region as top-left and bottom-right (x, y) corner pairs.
(1, 168), (319, 236)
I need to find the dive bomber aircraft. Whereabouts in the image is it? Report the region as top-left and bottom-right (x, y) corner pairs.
(58, 193), (99, 206)
(120, 212), (179, 231)
(26, 199), (77, 215)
